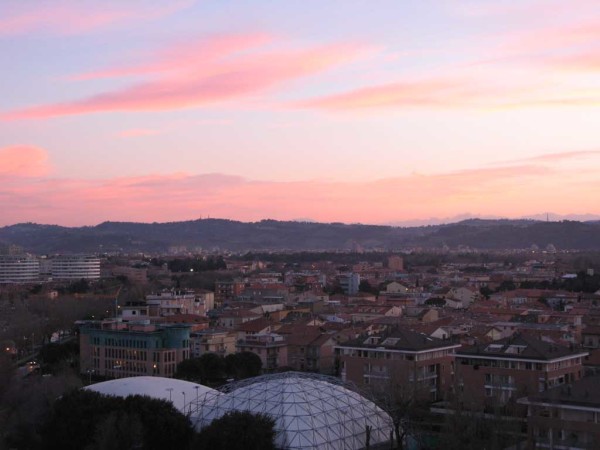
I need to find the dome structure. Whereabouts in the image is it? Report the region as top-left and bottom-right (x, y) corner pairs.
(191, 372), (393, 450)
(85, 376), (216, 414)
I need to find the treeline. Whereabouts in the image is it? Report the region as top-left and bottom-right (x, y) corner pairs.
(174, 352), (262, 386)
(151, 256), (227, 273)
(519, 271), (600, 293)
(3, 388), (276, 450)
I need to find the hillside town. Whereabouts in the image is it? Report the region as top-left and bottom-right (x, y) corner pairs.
(3, 244), (600, 449)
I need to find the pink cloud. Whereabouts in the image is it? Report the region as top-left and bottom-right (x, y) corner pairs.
(1, 148), (597, 226)
(517, 149), (600, 163)
(4, 41), (365, 120)
(296, 76), (537, 111)
(297, 79), (467, 110)
(502, 22), (600, 55)
(0, 1), (193, 36)
(117, 128), (164, 138)
(549, 51), (600, 72)
(71, 33), (272, 81)
(0, 145), (50, 177)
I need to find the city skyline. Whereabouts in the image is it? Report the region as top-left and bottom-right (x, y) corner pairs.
(1, 0), (599, 226)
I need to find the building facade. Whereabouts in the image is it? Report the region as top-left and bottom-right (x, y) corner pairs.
(236, 333), (288, 372)
(190, 329), (237, 358)
(519, 376), (600, 449)
(336, 329), (460, 401)
(455, 335), (587, 408)
(51, 255), (101, 280)
(0, 255), (40, 283)
(80, 321), (191, 378)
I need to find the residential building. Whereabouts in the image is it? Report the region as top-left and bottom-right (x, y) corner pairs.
(190, 328), (236, 358)
(388, 255), (404, 271)
(146, 289), (212, 317)
(455, 335), (587, 408)
(0, 255), (40, 283)
(214, 280), (245, 305)
(236, 333), (288, 372)
(519, 376), (600, 449)
(216, 309), (261, 329)
(336, 328), (460, 401)
(286, 329), (337, 374)
(51, 254), (101, 280)
(339, 273), (360, 296)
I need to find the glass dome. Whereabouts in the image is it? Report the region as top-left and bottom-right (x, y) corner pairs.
(190, 372), (393, 450)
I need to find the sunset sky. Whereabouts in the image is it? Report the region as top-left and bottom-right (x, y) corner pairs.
(1, 0), (599, 226)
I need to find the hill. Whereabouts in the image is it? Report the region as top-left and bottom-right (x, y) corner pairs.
(1, 218), (599, 254)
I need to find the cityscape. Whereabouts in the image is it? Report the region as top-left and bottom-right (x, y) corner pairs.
(1, 1), (600, 450)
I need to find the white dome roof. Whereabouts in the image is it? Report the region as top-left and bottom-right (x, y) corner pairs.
(191, 372), (393, 450)
(85, 376), (216, 414)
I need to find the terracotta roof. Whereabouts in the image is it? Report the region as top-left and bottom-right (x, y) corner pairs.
(236, 317), (272, 332)
(161, 314), (209, 324)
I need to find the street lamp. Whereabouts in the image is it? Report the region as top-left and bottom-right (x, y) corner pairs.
(182, 391), (186, 411)
(166, 388), (173, 402)
(194, 385), (200, 414)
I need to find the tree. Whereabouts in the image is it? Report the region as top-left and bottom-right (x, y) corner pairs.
(1, 370), (82, 450)
(359, 280), (378, 295)
(193, 411), (276, 450)
(38, 340), (79, 373)
(174, 353), (225, 385)
(495, 280), (516, 292)
(86, 410), (144, 450)
(40, 390), (194, 450)
(424, 297), (446, 307)
(479, 286), (493, 299)
(225, 352), (262, 380)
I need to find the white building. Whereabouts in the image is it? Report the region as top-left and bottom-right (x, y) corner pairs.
(51, 255), (101, 280)
(0, 255), (40, 283)
(146, 289), (214, 317)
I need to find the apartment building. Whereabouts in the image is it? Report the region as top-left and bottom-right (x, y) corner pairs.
(51, 255), (101, 280)
(235, 333), (288, 372)
(336, 328), (460, 401)
(190, 328), (236, 358)
(519, 375), (600, 449)
(0, 255), (40, 283)
(146, 289), (213, 317)
(214, 280), (245, 305)
(455, 334), (587, 408)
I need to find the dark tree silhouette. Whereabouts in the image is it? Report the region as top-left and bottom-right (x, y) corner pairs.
(225, 351), (262, 380)
(40, 390), (193, 450)
(193, 411), (276, 450)
(174, 352), (225, 384)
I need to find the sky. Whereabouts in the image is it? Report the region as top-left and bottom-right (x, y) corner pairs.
(0, 0), (599, 226)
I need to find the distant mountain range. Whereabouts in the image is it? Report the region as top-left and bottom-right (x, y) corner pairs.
(1, 218), (600, 254)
